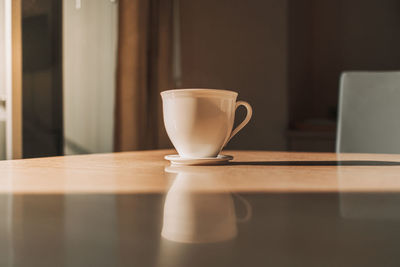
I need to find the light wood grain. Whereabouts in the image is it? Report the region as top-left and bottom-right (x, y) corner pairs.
(11, 0), (22, 159)
(1, 150), (400, 194)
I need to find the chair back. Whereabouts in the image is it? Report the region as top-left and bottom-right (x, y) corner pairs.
(336, 71), (400, 153)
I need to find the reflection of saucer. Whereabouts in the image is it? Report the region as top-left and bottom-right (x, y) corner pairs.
(165, 154), (233, 166)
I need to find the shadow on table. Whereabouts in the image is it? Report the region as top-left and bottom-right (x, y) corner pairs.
(229, 161), (400, 166)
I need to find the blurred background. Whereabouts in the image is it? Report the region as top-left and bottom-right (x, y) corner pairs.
(1, 0), (400, 159)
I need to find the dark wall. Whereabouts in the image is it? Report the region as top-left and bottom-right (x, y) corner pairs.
(179, 0), (289, 150)
(289, 0), (400, 125)
(22, 0), (63, 158)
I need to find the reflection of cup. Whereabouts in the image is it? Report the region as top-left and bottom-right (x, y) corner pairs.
(162, 166), (252, 243)
(161, 89), (252, 158)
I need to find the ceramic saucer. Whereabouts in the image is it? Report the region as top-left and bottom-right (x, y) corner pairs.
(165, 154), (233, 166)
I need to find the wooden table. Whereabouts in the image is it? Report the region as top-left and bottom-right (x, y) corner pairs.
(1, 150), (400, 266)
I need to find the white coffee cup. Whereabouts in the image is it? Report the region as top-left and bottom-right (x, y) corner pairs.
(161, 89), (252, 158)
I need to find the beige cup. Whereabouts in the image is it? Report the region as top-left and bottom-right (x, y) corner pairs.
(161, 89), (252, 158)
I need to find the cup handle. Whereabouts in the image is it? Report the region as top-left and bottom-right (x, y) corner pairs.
(223, 101), (253, 148)
(233, 193), (252, 223)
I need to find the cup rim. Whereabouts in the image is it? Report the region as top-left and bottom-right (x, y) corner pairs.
(161, 88), (238, 98)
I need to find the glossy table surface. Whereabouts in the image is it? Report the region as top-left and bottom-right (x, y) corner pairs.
(1, 149), (400, 266)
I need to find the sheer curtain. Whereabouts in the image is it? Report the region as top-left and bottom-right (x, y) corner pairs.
(114, 0), (173, 151)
